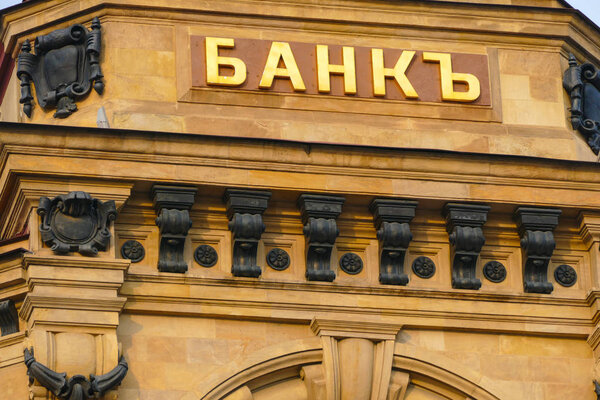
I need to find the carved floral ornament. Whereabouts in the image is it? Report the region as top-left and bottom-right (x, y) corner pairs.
(17, 17), (104, 119)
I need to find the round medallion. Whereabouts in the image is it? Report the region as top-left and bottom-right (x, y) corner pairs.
(121, 240), (145, 263)
(267, 248), (291, 271)
(412, 256), (436, 279)
(339, 252), (363, 275)
(554, 264), (577, 287)
(194, 245), (218, 267)
(483, 261), (507, 283)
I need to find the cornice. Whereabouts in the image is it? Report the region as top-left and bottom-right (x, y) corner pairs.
(19, 295), (126, 321)
(1, 0), (600, 60)
(0, 331), (25, 349)
(3, 136), (600, 210)
(311, 318), (401, 340)
(124, 273), (590, 307)
(22, 254), (130, 271)
(121, 273), (595, 337)
(0, 332), (26, 368)
(588, 323), (600, 351)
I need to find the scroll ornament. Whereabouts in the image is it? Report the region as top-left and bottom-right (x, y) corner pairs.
(370, 199), (418, 285)
(563, 54), (600, 154)
(24, 348), (127, 400)
(152, 185), (197, 273)
(17, 17), (104, 119)
(38, 192), (117, 256)
(223, 189), (272, 278)
(298, 195), (345, 282)
(444, 203), (490, 290)
(515, 207), (561, 294)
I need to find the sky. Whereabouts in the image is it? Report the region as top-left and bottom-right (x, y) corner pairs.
(0, 0), (597, 27)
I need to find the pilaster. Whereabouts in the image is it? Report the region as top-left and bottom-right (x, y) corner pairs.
(307, 318), (402, 400)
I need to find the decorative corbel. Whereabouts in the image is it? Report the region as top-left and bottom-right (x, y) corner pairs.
(369, 199), (418, 285)
(563, 54), (600, 154)
(24, 347), (127, 400)
(514, 207), (561, 294)
(298, 195), (345, 282)
(152, 185), (197, 273)
(223, 189), (272, 278)
(0, 299), (18, 336)
(38, 191), (117, 256)
(16, 17), (104, 119)
(443, 203), (490, 290)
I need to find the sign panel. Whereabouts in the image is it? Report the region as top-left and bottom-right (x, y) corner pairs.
(191, 36), (491, 106)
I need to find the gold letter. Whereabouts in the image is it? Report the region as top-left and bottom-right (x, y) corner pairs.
(205, 37), (247, 86)
(259, 42), (306, 91)
(371, 49), (418, 98)
(422, 52), (480, 102)
(316, 45), (357, 94)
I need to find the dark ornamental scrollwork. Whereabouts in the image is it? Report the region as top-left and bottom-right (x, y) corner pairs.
(267, 248), (290, 271)
(120, 240), (145, 263)
(224, 189), (272, 278)
(0, 299), (19, 336)
(594, 380), (600, 400)
(17, 17), (104, 119)
(194, 244), (218, 267)
(483, 261), (507, 283)
(412, 256), (435, 279)
(38, 192), (117, 256)
(298, 194), (345, 282)
(515, 207), (561, 294)
(443, 203), (490, 290)
(339, 252), (363, 275)
(563, 54), (600, 155)
(24, 348), (127, 400)
(554, 264), (577, 287)
(153, 185), (197, 273)
(370, 199), (418, 285)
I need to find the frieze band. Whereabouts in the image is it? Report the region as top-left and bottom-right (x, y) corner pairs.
(33, 189), (576, 293)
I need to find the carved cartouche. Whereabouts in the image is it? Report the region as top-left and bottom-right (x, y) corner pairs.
(17, 17), (104, 118)
(38, 191), (117, 256)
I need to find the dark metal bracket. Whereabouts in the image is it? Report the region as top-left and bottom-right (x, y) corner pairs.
(444, 203), (490, 290)
(514, 207), (561, 294)
(153, 185), (197, 273)
(298, 194), (345, 282)
(370, 199), (418, 285)
(223, 189), (271, 278)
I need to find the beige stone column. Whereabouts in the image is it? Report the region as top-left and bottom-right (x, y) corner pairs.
(17, 183), (131, 400)
(579, 212), (600, 288)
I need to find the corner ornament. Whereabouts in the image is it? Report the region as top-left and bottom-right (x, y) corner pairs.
(563, 54), (600, 154)
(38, 191), (117, 256)
(17, 17), (104, 119)
(24, 348), (127, 400)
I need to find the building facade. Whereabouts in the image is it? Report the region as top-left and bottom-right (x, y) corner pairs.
(1, 0), (600, 399)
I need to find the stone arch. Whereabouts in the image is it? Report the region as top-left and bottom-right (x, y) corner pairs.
(196, 338), (507, 400)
